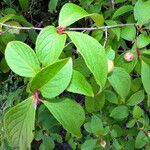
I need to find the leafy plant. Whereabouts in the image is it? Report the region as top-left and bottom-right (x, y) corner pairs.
(0, 0), (150, 149)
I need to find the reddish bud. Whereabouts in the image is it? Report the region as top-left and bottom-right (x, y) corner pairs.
(108, 60), (114, 73)
(57, 26), (65, 34)
(101, 140), (106, 148)
(124, 52), (134, 61)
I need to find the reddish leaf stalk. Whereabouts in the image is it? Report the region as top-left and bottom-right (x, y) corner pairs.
(136, 48), (142, 61)
(33, 90), (44, 110)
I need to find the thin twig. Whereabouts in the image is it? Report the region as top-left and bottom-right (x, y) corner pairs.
(103, 28), (108, 47)
(0, 22), (137, 31)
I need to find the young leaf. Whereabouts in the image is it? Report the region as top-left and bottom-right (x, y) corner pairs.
(137, 34), (150, 48)
(5, 41), (40, 77)
(48, 0), (58, 13)
(59, 3), (89, 27)
(30, 58), (72, 98)
(81, 139), (97, 150)
(67, 70), (94, 97)
(135, 131), (148, 149)
(67, 31), (108, 89)
(91, 115), (105, 136)
(133, 105), (143, 119)
(126, 90), (145, 106)
(85, 93), (105, 113)
(44, 98), (85, 138)
(19, 0), (29, 11)
(121, 26), (136, 41)
(110, 106), (129, 120)
(108, 67), (131, 99)
(141, 61), (150, 106)
(4, 97), (35, 150)
(112, 5), (133, 19)
(134, 0), (150, 26)
(36, 26), (66, 66)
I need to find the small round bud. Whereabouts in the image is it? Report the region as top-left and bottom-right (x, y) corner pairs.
(147, 131), (150, 137)
(124, 52), (134, 62)
(108, 60), (114, 73)
(101, 140), (106, 148)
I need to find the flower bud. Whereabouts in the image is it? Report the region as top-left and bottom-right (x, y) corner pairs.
(124, 52), (134, 61)
(108, 60), (114, 73)
(101, 140), (106, 148)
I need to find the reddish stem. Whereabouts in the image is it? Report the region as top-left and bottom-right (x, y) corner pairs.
(136, 48), (142, 61)
(33, 90), (44, 110)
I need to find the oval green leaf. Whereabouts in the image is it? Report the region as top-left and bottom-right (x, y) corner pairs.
(30, 58), (72, 98)
(67, 31), (108, 89)
(5, 41), (40, 77)
(36, 26), (66, 66)
(44, 98), (85, 138)
(4, 97), (35, 150)
(67, 70), (94, 97)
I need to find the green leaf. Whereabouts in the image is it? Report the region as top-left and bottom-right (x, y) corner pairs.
(48, 0), (58, 13)
(91, 115), (105, 136)
(105, 20), (120, 41)
(133, 105), (143, 119)
(121, 26), (136, 41)
(108, 67), (131, 99)
(5, 41), (40, 77)
(67, 31), (108, 89)
(59, 3), (89, 27)
(137, 34), (150, 48)
(19, 0), (29, 11)
(113, 5), (133, 19)
(134, 0), (150, 26)
(141, 61), (150, 106)
(36, 26), (66, 66)
(90, 13), (104, 27)
(44, 98), (85, 138)
(104, 90), (119, 104)
(81, 139), (97, 150)
(67, 70), (94, 97)
(30, 58), (72, 98)
(4, 97), (35, 150)
(135, 131), (148, 149)
(126, 120), (135, 128)
(85, 93), (105, 113)
(110, 106), (129, 119)
(126, 90), (145, 106)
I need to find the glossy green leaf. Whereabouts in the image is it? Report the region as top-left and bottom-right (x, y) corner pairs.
(135, 131), (148, 149)
(113, 5), (133, 19)
(121, 26), (136, 41)
(81, 139), (97, 150)
(105, 20), (120, 41)
(126, 90), (145, 106)
(85, 93), (105, 113)
(36, 26), (66, 66)
(19, 0), (29, 11)
(110, 106), (129, 119)
(44, 98), (85, 138)
(5, 41), (40, 77)
(108, 67), (131, 99)
(4, 97), (35, 150)
(59, 3), (89, 27)
(48, 0), (58, 13)
(67, 31), (108, 89)
(133, 105), (143, 119)
(141, 61), (150, 106)
(134, 0), (150, 26)
(91, 115), (105, 136)
(30, 58), (72, 98)
(137, 34), (150, 48)
(67, 70), (94, 97)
